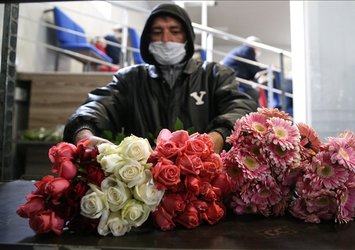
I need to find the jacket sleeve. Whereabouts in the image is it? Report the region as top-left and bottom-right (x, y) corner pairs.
(63, 72), (129, 143)
(205, 63), (258, 142)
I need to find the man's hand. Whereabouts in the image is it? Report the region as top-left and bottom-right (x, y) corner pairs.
(75, 129), (112, 147)
(207, 131), (224, 154)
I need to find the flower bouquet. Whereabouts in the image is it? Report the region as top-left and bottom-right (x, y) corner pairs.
(16, 139), (103, 235)
(148, 129), (232, 230)
(221, 108), (301, 217)
(17, 135), (164, 236)
(289, 127), (355, 223)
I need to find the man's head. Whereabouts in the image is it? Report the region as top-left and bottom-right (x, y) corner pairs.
(140, 3), (196, 65)
(246, 36), (262, 59)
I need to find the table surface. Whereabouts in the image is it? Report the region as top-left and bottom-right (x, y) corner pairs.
(1, 180), (354, 250)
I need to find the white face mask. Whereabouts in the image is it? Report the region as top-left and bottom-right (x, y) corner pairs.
(149, 41), (186, 65)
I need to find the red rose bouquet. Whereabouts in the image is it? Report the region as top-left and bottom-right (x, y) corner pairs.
(289, 127), (355, 223)
(16, 139), (103, 235)
(148, 129), (232, 231)
(221, 108), (301, 217)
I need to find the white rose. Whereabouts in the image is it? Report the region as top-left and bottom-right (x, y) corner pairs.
(115, 158), (146, 188)
(99, 154), (122, 174)
(108, 211), (132, 237)
(117, 135), (152, 163)
(97, 143), (119, 162)
(133, 170), (164, 210)
(101, 176), (132, 212)
(80, 184), (107, 219)
(121, 199), (150, 227)
(97, 210), (132, 237)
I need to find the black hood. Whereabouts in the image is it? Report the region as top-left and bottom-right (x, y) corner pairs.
(140, 3), (196, 65)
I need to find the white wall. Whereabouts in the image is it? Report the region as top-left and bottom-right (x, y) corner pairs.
(291, 1), (355, 141)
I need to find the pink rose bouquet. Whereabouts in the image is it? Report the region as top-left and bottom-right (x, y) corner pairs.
(148, 129), (232, 231)
(221, 108), (301, 217)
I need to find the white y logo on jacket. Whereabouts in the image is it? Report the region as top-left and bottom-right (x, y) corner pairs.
(190, 91), (206, 105)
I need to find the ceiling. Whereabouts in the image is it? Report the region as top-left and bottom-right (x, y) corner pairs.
(147, 1), (291, 51)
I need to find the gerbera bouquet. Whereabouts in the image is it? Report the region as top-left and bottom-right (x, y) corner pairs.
(289, 127), (355, 224)
(17, 135), (164, 236)
(148, 129), (232, 231)
(221, 108), (301, 217)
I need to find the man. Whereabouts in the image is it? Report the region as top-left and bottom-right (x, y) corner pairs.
(222, 36), (263, 105)
(63, 3), (257, 153)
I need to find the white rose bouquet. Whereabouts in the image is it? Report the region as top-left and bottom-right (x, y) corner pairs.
(80, 135), (164, 236)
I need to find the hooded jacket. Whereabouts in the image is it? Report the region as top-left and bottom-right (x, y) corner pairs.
(63, 3), (257, 146)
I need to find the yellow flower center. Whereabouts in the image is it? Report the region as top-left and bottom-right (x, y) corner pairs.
(243, 156), (259, 171)
(254, 123), (266, 133)
(339, 147), (349, 161)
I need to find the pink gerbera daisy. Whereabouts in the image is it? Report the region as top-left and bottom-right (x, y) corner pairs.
(296, 122), (322, 161)
(240, 112), (269, 143)
(309, 152), (349, 189)
(257, 107), (293, 121)
(236, 151), (269, 180)
(326, 134), (355, 171)
(336, 187), (355, 223)
(266, 143), (300, 168)
(267, 117), (300, 151)
(249, 176), (282, 206)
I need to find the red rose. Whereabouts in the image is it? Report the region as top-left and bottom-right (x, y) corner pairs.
(34, 175), (55, 195)
(76, 139), (98, 161)
(191, 133), (214, 157)
(200, 153), (223, 181)
(161, 193), (186, 216)
(202, 201), (225, 225)
(184, 175), (201, 195)
(151, 158), (181, 190)
(86, 163), (105, 186)
(192, 199), (208, 212)
(175, 203), (201, 229)
(45, 177), (70, 201)
(29, 210), (64, 235)
(176, 153), (202, 176)
(16, 196), (46, 218)
(52, 160), (77, 180)
(200, 182), (217, 201)
(152, 206), (175, 231)
(211, 172), (233, 197)
(48, 142), (77, 164)
(156, 140), (181, 160)
(184, 137), (209, 158)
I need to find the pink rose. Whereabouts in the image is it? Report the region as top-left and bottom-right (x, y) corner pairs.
(156, 140), (182, 159)
(34, 175), (55, 195)
(152, 206), (175, 231)
(29, 210), (65, 235)
(156, 129), (189, 148)
(176, 153), (202, 176)
(77, 139), (98, 162)
(161, 193), (186, 216)
(16, 196), (46, 218)
(48, 142), (77, 164)
(175, 203), (201, 229)
(52, 160), (77, 180)
(202, 201), (225, 225)
(151, 158), (181, 190)
(184, 175), (201, 195)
